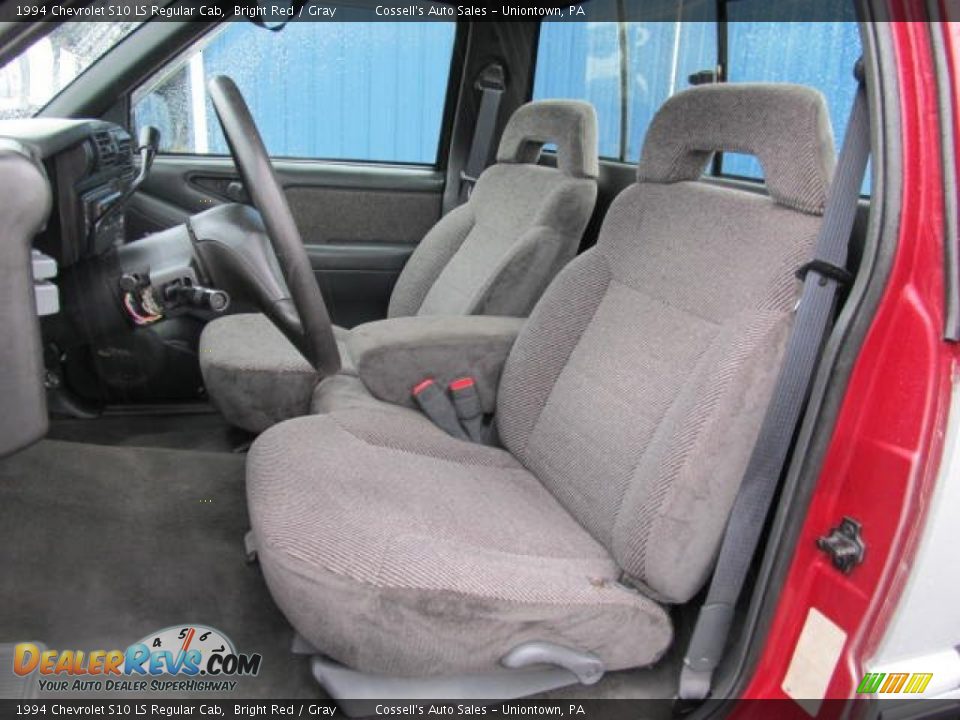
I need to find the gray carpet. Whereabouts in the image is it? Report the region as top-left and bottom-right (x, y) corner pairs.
(47, 409), (250, 453)
(0, 439), (318, 698)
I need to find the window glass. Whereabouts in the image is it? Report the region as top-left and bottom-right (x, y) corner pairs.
(534, 13), (717, 162)
(133, 21), (455, 164)
(724, 16), (866, 190)
(533, 11), (865, 193)
(532, 18), (622, 159)
(0, 11), (141, 119)
(624, 22), (716, 161)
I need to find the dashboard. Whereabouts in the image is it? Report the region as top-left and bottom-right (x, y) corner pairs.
(0, 118), (134, 267)
(0, 117), (261, 405)
(0, 116), (240, 405)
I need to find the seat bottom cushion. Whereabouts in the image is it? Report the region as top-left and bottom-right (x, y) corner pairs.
(247, 410), (673, 677)
(199, 313), (355, 433)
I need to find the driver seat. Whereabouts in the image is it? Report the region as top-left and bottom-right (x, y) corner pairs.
(199, 100), (599, 432)
(246, 84), (835, 686)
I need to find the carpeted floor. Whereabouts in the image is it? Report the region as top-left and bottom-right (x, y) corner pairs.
(47, 409), (251, 453)
(0, 439), (318, 698)
(0, 433), (684, 705)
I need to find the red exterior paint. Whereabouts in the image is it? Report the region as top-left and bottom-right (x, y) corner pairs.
(734, 12), (960, 717)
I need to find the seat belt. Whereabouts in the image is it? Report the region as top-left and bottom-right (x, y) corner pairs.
(459, 64), (506, 202)
(412, 378), (470, 441)
(412, 376), (496, 444)
(678, 61), (871, 701)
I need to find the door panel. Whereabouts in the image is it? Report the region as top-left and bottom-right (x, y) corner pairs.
(305, 243), (414, 328)
(129, 156), (441, 326)
(285, 186), (437, 246)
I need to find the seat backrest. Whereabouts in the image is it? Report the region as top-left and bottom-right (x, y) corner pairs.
(387, 100), (599, 319)
(497, 84), (836, 604)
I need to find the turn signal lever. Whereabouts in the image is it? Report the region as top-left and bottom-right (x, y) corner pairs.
(164, 283), (230, 313)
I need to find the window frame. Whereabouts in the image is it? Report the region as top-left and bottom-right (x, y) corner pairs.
(130, 19), (463, 169)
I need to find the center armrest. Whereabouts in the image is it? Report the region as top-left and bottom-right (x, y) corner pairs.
(347, 315), (526, 412)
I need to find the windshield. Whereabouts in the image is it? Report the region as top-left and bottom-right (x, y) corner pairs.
(0, 15), (142, 119)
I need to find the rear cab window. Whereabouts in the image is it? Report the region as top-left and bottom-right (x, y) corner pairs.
(534, 12), (864, 189)
(724, 7), (864, 190)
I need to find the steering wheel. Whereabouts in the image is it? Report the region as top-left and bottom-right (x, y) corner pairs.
(206, 75), (340, 376)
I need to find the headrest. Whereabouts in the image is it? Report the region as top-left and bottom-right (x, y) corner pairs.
(496, 100), (599, 179)
(637, 84), (836, 214)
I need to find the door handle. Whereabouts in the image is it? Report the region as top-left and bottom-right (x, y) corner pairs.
(226, 181), (249, 203)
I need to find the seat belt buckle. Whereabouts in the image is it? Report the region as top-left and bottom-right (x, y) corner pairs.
(412, 378), (436, 397)
(412, 378), (469, 441)
(449, 377), (486, 443)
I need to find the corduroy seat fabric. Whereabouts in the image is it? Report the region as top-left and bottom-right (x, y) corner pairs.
(248, 409), (673, 676)
(246, 83), (836, 677)
(199, 100), (599, 432)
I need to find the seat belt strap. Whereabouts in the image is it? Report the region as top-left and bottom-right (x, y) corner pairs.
(678, 61), (870, 701)
(412, 378), (470, 441)
(449, 376), (494, 445)
(449, 377), (486, 443)
(460, 64), (506, 202)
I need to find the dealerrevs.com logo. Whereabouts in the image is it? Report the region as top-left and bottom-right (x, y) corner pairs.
(13, 624), (261, 693)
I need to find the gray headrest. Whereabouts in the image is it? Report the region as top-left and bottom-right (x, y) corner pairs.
(496, 100), (599, 179)
(637, 84), (836, 214)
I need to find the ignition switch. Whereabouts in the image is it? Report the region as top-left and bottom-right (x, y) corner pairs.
(163, 281), (230, 313)
(119, 273), (163, 326)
